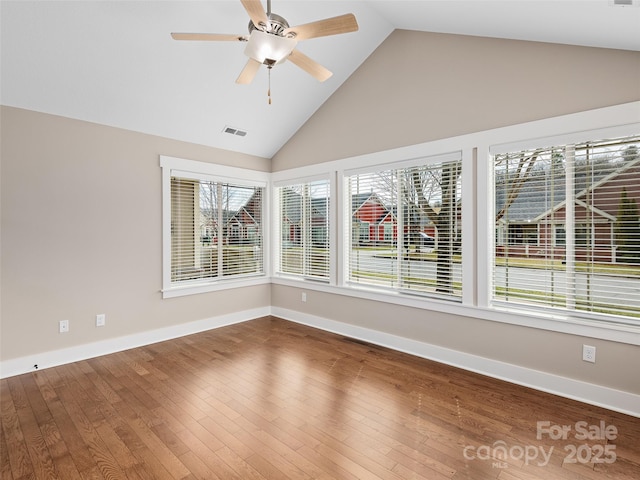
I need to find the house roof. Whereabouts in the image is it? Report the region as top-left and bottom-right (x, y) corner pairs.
(497, 154), (640, 223)
(496, 177), (566, 223)
(351, 192), (379, 213)
(2, 1), (638, 159)
(280, 189), (328, 223)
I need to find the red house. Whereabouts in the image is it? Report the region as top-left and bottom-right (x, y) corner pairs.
(226, 191), (262, 245)
(280, 189), (329, 246)
(497, 155), (640, 263)
(351, 193), (397, 245)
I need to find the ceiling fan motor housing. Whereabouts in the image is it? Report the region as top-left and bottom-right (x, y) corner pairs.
(248, 13), (294, 37)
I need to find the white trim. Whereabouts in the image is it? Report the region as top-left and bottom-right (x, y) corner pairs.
(337, 171), (349, 286)
(461, 147), (475, 306)
(0, 307), (271, 379)
(270, 276), (640, 345)
(272, 172), (332, 188)
(342, 150), (462, 177)
(160, 155), (269, 184)
(532, 155), (640, 223)
(161, 158), (173, 290)
(270, 183), (280, 278)
(329, 171), (339, 286)
(271, 306), (640, 418)
(574, 199), (616, 222)
(3, 306), (638, 418)
(160, 155), (269, 298)
(161, 275), (270, 299)
(489, 122), (640, 156)
(476, 143), (493, 309)
(270, 101), (640, 336)
(273, 103), (640, 178)
(169, 169), (266, 188)
(263, 182), (272, 278)
(272, 177), (332, 281)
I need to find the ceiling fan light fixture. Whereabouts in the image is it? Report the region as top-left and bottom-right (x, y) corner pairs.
(244, 29), (297, 65)
(172, 1), (358, 86)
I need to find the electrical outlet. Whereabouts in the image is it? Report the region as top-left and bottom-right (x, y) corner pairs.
(96, 314), (106, 327)
(583, 344), (596, 363)
(301, 292), (307, 302)
(59, 320), (69, 333)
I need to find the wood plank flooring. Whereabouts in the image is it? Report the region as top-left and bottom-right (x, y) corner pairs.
(1, 316), (639, 479)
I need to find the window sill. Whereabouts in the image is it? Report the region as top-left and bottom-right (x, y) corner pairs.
(270, 276), (640, 346)
(162, 275), (270, 299)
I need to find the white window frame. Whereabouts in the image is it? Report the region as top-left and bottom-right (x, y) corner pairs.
(156, 104), (639, 345)
(343, 151), (464, 300)
(160, 155), (270, 298)
(489, 133), (640, 327)
(554, 224), (567, 247)
(272, 102), (640, 345)
(273, 174), (333, 283)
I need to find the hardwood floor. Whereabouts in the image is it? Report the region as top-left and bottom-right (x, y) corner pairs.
(2, 316), (639, 479)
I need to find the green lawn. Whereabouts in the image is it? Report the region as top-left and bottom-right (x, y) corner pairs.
(494, 286), (640, 318)
(370, 249), (639, 277)
(495, 257), (640, 277)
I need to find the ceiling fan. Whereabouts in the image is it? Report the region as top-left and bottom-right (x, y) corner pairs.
(171, 0), (358, 90)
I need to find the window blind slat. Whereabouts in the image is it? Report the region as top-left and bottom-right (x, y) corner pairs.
(170, 177), (264, 284)
(493, 135), (640, 322)
(346, 159), (462, 299)
(278, 180), (330, 280)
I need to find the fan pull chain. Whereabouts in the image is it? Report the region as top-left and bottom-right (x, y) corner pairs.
(268, 67), (272, 105)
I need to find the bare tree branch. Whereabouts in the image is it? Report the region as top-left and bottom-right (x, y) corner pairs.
(495, 151), (540, 222)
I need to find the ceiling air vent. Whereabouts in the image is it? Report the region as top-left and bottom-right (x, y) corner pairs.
(223, 126), (247, 137)
(610, 0), (638, 6)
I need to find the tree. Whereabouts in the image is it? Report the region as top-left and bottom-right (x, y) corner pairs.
(495, 150), (542, 222)
(199, 182), (253, 243)
(622, 144), (639, 163)
(403, 162), (461, 294)
(616, 188), (640, 264)
(404, 150), (544, 293)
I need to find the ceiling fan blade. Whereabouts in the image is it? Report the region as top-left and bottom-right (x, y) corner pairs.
(236, 58), (262, 84)
(171, 33), (248, 42)
(288, 49), (332, 82)
(240, 0), (268, 29)
(283, 13), (358, 41)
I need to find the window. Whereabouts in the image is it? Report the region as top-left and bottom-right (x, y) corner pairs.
(161, 156), (267, 297)
(276, 179), (330, 280)
(554, 225), (566, 246)
(575, 224), (592, 247)
(493, 135), (640, 322)
(346, 153), (462, 299)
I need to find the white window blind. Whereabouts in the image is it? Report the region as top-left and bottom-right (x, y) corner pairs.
(346, 157), (462, 299)
(171, 176), (264, 285)
(277, 180), (330, 279)
(493, 134), (640, 323)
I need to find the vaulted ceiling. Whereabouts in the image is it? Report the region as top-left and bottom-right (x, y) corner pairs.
(2, 1), (639, 158)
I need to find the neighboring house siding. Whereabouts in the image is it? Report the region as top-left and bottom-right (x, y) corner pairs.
(352, 193), (396, 244)
(497, 153), (640, 263)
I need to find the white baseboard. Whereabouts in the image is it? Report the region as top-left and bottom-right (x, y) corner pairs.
(0, 307), (271, 379)
(272, 307), (640, 418)
(4, 305), (638, 418)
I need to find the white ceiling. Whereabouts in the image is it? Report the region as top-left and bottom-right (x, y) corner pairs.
(2, 1), (639, 159)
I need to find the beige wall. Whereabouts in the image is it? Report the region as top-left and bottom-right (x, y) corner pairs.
(2, 30), (639, 399)
(0, 106), (271, 362)
(270, 31), (640, 395)
(273, 30), (640, 170)
(272, 285), (640, 394)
